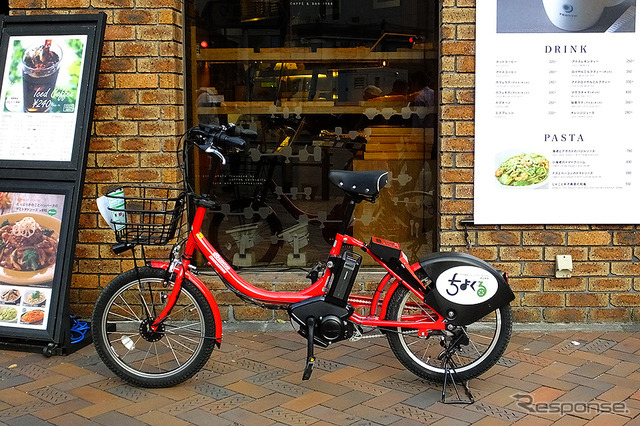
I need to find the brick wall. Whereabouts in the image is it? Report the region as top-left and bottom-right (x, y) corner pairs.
(9, 1), (640, 323)
(8, 0), (185, 317)
(7, 0), (368, 324)
(440, 0), (640, 323)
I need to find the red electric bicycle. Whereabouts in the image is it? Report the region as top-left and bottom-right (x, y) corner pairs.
(91, 123), (515, 391)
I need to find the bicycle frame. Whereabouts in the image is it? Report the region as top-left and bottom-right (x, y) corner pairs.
(150, 203), (446, 343)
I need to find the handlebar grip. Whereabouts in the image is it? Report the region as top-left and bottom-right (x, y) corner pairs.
(233, 127), (258, 139)
(218, 134), (246, 149)
(196, 123), (256, 140)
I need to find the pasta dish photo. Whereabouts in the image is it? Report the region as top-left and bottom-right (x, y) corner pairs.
(21, 309), (45, 325)
(495, 152), (550, 187)
(0, 213), (60, 284)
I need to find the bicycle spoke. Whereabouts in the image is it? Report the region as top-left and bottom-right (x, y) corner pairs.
(162, 332), (183, 368)
(165, 335), (196, 358)
(113, 298), (141, 322)
(164, 302), (193, 319)
(164, 332), (201, 346)
(420, 345), (432, 363)
(136, 283), (158, 320)
(138, 342), (152, 371)
(107, 333), (136, 346)
(406, 339), (422, 348)
(164, 323), (202, 334)
(107, 309), (139, 322)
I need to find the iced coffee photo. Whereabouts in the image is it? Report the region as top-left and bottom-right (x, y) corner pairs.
(0, 34), (88, 162)
(0, 35), (85, 115)
(21, 40), (62, 113)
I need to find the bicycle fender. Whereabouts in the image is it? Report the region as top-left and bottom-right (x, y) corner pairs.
(150, 261), (223, 346)
(418, 252), (515, 326)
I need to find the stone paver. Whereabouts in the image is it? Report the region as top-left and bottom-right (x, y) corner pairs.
(0, 330), (638, 424)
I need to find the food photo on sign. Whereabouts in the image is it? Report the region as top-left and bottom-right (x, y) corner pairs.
(0, 34), (88, 163)
(0, 191), (63, 330)
(494, 151), (550, 189)
(496, 0), (636, 33)
(1, 35), (86, 114)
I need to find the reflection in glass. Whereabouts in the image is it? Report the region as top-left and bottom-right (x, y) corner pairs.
(188, 1), (438, 267)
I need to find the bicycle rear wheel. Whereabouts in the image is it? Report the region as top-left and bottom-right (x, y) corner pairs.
(385, 284), (511, 383)
(91, 267), (216, 387)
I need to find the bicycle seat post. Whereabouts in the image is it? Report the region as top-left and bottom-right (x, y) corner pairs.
(338, 196), (359, 236)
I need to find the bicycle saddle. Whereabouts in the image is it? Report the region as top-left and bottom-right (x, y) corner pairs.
(328, 170), (389, 198)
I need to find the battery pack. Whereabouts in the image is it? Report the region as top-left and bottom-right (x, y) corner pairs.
(325, 251), (362, 307)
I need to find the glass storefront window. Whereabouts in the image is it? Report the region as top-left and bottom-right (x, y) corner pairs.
(187, 1), (438, 268)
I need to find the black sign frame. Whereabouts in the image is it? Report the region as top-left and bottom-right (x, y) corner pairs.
(0, 181), (74, 342)
(0, 13), (105, 354)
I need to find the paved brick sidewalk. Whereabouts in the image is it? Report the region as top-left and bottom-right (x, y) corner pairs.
(0, 329), (639, 425)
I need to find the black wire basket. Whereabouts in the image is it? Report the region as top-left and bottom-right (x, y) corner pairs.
(105, 185), (186, 246)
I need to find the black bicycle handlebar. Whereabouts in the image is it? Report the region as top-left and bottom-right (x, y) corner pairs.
(192, 123), (255, 152)
(229, 125), (258, 139)
(198, 123), (256, 139)
(217, 133), (246, 149)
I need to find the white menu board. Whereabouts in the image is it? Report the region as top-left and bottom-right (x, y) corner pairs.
(0, 35), (87, 163)
(475, 0), (637, 224)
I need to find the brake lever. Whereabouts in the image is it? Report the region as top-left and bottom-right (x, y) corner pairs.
(205, 146), (226, 165)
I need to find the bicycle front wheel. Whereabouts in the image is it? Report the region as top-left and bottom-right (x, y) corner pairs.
(91, 267), (217, 388)
(386, 284), (512, 383)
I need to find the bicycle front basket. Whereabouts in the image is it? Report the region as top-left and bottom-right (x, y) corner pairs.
(106, 185), (186, 246)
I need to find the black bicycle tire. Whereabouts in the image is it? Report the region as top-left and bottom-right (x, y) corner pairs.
(91, 267), (216, 388)
(385, 284), (512, 383)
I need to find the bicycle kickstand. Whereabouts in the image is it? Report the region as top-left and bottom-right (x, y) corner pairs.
(302, 317), (316, 381)
(439, 348), (474, 404)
